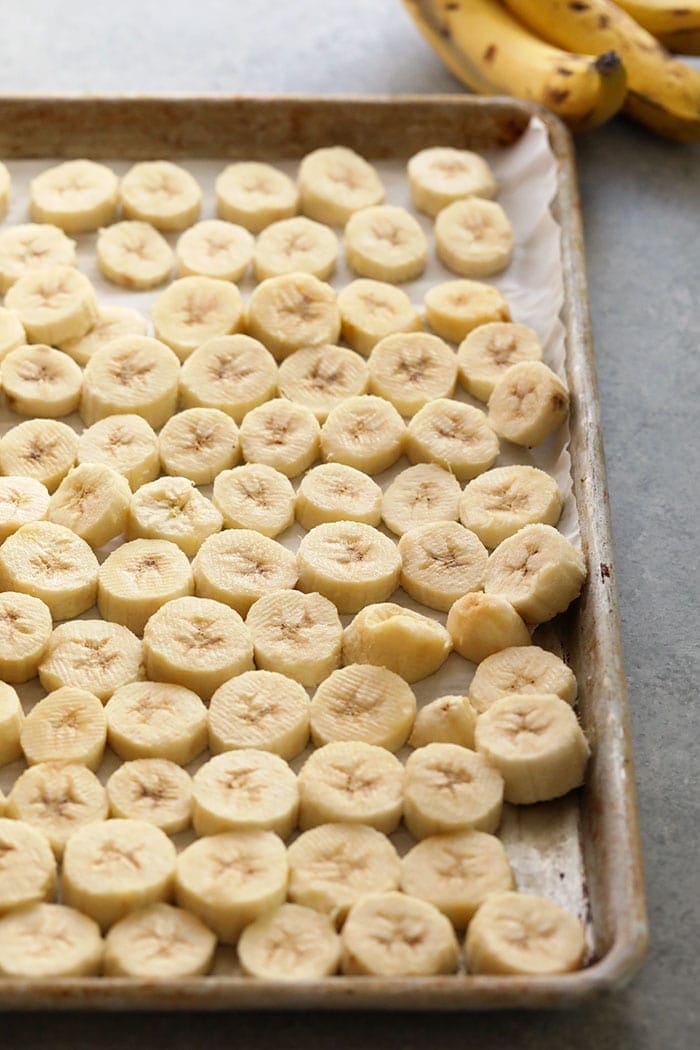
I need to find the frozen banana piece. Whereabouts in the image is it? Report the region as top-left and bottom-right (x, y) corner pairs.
(254, 215), (338, 281)
(21, 687), (106, 770)
(338, 278), (422, 356)
(30, 159), (118, 233)
(398, 520), (488, 612)
(403, 743), (504, 839)
(0, 223), (76, 294)
(216, 162), (298, 232)
(159, 408), (240, 485)
(381, 463), (461, 537)
(106, 759), (192, 834)
(1, 343), (82, 418)
(342, 603), (452, 684)
(320, 394), (406, 474)
(297, 521), (401, 614)
(341, 892), (458, 977)
(4, 266), (97, 345)
(309, 663), (416, 751)
(238, 903), (341, 979)
(60, 306), (149, 367)
(298, 146), (384, 226)
(192, 749), (298, 838)
(488, 361), (569, 446)
(213, 463), (295, 537)
(368, 332), (457, 416)
(96, 221), (174, 289)
(425, 280), (510, 343)
(0, 682), (24, 767)
(465, 892), (585, 976)
(0, 419), (77, 493)
(127, 476), (223, 557)
(0, 903), (103, 978)
(39, 619), (144, 701)
(151, 275), (244, 362)
(460, 465), (563, 549)
(245, 590), (341, 687)
(98, 537), (194, 635)
(406, 398), (499, 482)
(345, 205), (428, 283)
(295, 462), (382, 530)
(176, 219), (254, 281)
(469, 645), (577, 715)
(0, 590), (52, 683)
(7, 761), (108, 857)
(0, 478), (50, 543)
(409, 695), (477, 750)
(80, 336), (180, 430)
(193, 529), (298, 616)
(105, 681), (207, 765)
(179, 333), (278, 423)
(408, 147), (497, 217)
(208, 668), (310, 761)
(447, 591), (531, 664)
(120, 160), (202, 231)
(246, 272), (341, 360)
(297, 741), (404, 833)
(457, 322), (542, 402)
(0, 818), (56, 914)
(239, 398), (321, 478)
(0, 520), (99, 621)
(0, 306), (26, 361)
(77, 414), (160, 490)
(436, 198), (514, 278)
(104, 902), (215, 978)
(47, 463), (131, 548)
(278, 344), (369, 421)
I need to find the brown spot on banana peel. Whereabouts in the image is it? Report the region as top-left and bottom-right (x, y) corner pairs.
(483, 44), (497, 62)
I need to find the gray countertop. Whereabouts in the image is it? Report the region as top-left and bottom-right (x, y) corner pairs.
(1, 1), (699, 1047)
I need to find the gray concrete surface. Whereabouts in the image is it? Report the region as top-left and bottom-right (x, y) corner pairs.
(1, 1), (698, 1046)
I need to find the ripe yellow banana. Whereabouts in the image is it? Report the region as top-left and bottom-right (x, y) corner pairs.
(615, 1), (700, 54)
(402, 0), (627, 132)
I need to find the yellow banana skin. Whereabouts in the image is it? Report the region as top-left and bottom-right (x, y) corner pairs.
(616, 1), (700, 53)
(403, 0), (627, 131)
(504, 0), (700, 141)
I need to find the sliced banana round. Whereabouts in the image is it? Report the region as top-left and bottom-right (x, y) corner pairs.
(4, 266), (97, 345)
(240, 398), (320, 478)
(127, 476), (222, 557)
(341, 892), (458, 977)
(320, 394), (406, 474)
(382, 463), (461, 537)
(408, 147), (497, 217)
(436, 198), (514, 278)
(401, 829), (514, 927)
(47, 463), (131, 548)
(62, 818), (177, 930)
(345, 205), (428, 283)
(254, 215), (338, 281)
(368, 332), (457, 416)
(151, 275), (244, 362)
(106, 758), (192, 833)
(216, 162), (299, 232)
(159, 408), (239, 485)
(488, 361), (570, 447)
(297, 741), (404, 833)
(246, 272), (341, 361)
(29, 159), (118, 232)
(1, 343), (82, 418)
(278, 344), (369, 421)
(208, 669), (310, 761)
(60, 305), (149, 367)
(470, 645), (577, 715)
(104, 902), (215, 978)
(406, 398), (499, 482)
(310, 663), (416, 751)
(0, 306), (26, 361)
(7, 761), (108, 857)
(246, 590), (341, 687)
(466, 891), (586, 975)
(0, 682), (24, 767)
(298, 147), (384, 226)
(193, 529), (298, 616)
(105, 681), (207, 765)
(338, 278), (422, 356)
(409, 695), (477, 750)
(212, 463), (294, 537)
(458, 322), (543, 402)
(0, 476), (50, 542)
(192, 749), (298, 839)
(447, 591), (531, 664)
(0, 520), (98, 621)
(239, 902), (341, 979)
(80, 335), (180, 430)
(179, 333), (278, 423)
(0, 902), (103, 978)
(403, 743), (504, 839)
(0, 818), (56, 914)
(297, 521), (401, 614)
(0, 418), (77, 493)
(484, 524), (586, 625)
(0, 590), (52, 683)
(342, 604), (452, 684)
(39, 619), (144, 701)
(77, 414), (160, 490)
(398, 520), (488, 612)
(425, 280), (511, 343)
(96, 220), (174, 289)
(176, 219), (254, 281)
(143, 595), (254, 703)
(460, 465), (563, 549)
(0, 223), (76, 294)
(295, 462), (382, 530)
(120, 161), (202, 231)
(0, 160), (9, 220)
(20, 687), (107, 770)
(98, 537), (194, 635)
(175, 829), (288, 944)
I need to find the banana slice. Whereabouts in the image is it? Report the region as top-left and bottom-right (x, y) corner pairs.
(341, 892), (458, 977)
(0, 590), (52, 683)
(62, 818), (177, 930)
(0, 902), (103, 978)
(159, 408), (240, 485)
(309, 663), (416, 751)
(60, 306), (149, 367)
(20, 687), (107, 770)
(216, 162), (299, 232)
(406, 398), (499, 482)
(245, 590), (342, 687)
(295, 462), (382, 530)
(0, 818), (56, 914)
(398, 520), (488, 612)
(254, 216), (339, 281)
(120, 161), (202, 231)
(105, 681), (207, 764)
(408, 147), (497, 217)
(175, 829), (288, 944)
(246, 272), (341, 361)
(403, 743), (504, 839)
(457, 322), (543, 402)
(179, 333), (278, 423)
(127, 476), (223, 557)
(143, 595), (254, 703)
(460, 465), (563, 549)
(99, 537), (193, 635)
(470, 645), (577, 715)
(320, 394), (406, 474)
(176, 219), (254, 281)
(1, 343), (82, 418)
(77, 414), (160, 490)
(0, 520), (98, 621)
(345, 205), (428, 283)
(278, 344), (369, 422)
(239, 903), (342, 978)
(192, 749), (298, 838)
(0, 682), (24, 767)
(381, 463), (461, 537)
(96, 220), (174, 289)
(0, 160), (9, 220)
(298, 147), (384, 226)
(297, 741), (404, 833)
(239, 398), (321, 477)
(465, 891), (586, 976)
(409, 695), (477, 749)
(447, 592), (531, 664)
(0, 477), (50, 542)
(342, 604), (452, 684)
(212, 463), (295, 537)
(4, 266), (97, 345)
(38, 619), (144, 700)
(208, 669), (310, 760)
(7, 762), (108, 857)
(368, 332), (457, 416)
(193, 529), (298, 616)
(488, 361), (570, 446)
(400, 829), (514, 927)
(106, 758), (192, 833)
(288, 823), (401, 923)
(103, 902), (215, 978)
(0, 306), (25, 361)
(435, 198), (514, 278)
(151, 276), (244, 362)
(296, 521), (401, 614)
(0, 419), (77, 493)
(484, 524), (586, 624)
(47, 463), (131, 548)
(80, 335), (180, 429)
(29, 159), (118, 233)
(0, 223), (76, 294)
(425, 280), (511, 343)
(338, 278), (422, 356)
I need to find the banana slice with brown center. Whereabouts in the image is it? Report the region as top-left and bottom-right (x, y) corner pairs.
(309, 663), (416, 751)
(208, 668), (310, 761)
(341, 892), (458, 976)
(296, 520), (401, 614)
(465, 892), (586, 975)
